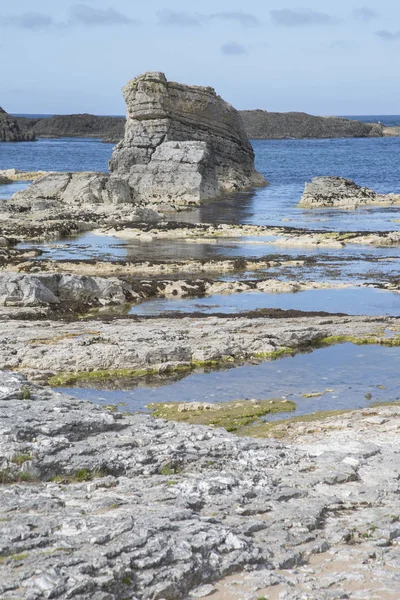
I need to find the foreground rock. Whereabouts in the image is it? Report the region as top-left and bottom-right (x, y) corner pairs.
(240, 110), (383, 140)
(0, 169), (51, 183)
(109, 71), (267, 206)
(0, 372), (399, 599)
(299, 176), (400, 209)
(0, 107), (35, 142)
(0, 314), (398, 383)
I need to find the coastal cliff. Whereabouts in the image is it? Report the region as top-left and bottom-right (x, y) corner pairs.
(13, 110), (398, 143)
(0, 107), (35, 142)
(240, 110), (384, 139)
(17, 113), (125, 141)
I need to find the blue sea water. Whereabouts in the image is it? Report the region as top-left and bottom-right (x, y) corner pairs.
(1, 116), (400, 233)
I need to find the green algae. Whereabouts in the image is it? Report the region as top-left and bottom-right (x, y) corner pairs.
(51, 469), (105, 484)
(318, 334), (400, 348)
(238, 409), (353, 439)
(148, 398), (296, 432)
(48, 352), (290, 388)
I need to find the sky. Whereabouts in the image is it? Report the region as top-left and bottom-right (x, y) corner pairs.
(1, 0), (400, 115)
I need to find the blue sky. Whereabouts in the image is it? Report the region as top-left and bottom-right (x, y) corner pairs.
(1, 0), (400, 115)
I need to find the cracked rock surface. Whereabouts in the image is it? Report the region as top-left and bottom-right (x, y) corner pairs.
(0, 372), (399, 599)
(0, 314), (397, 382)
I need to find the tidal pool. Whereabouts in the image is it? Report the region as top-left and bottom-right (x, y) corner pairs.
(17, 233), (127, 261)
(17, 230), (400, 265)
(58, 343), (400, 421)
(129, 287), (400, 317)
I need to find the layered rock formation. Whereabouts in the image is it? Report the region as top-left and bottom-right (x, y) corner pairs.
(0, 107), (35, 142)
(240, 110), (384, 140)
(300, 176), (400, 209)
(11, 172), (132, 206)
(109, 71), (267, 205)
(10, 73), (266, 210)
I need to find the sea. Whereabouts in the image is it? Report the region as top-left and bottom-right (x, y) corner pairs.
(1, 114), (400, 232)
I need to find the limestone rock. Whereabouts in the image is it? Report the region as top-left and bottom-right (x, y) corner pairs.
(11, 171), (132, 206)
(0, 372), (399, 599)
(299, 176), (400, 209)
(109, 71), (267, 205)
(0, 273), (140, 308)
(0, 273), (59, 307)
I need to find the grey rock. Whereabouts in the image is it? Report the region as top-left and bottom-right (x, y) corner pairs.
(11, 172), (132, 206)
(109, 71), (267, 206)
(0, 313), (395, 381)
(299, 176), (400, 209)
(0, 372), (399, 599)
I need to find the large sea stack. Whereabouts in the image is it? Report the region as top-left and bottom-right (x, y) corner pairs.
(0, 107), (35, 142)
(109, 71), (267, 205)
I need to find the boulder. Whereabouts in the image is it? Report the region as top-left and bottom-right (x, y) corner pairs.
(299, 176), (391, 209)
(109, 71), (267, 205)
(11, 171), (132, 206)
(0, 274), (59, 307)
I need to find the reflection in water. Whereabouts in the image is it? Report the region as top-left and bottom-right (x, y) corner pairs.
(130, 287), (400, 317)
(58, 344), (400, 419)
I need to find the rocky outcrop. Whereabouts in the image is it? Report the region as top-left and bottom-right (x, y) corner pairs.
(300, 176), (400, 209)
(240, 110), (384, 140)
(383, 125), (400, 137)
(0, 313), (395, 382)
(109, 71), (267, 205)
(0, 107), (35, 142)
(0, 169), (49, 182)
(0, 371), (399, 599)
(16, 113), (125, 141)
(10, 172), (132, 206)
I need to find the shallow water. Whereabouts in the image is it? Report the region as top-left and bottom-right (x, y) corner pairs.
(2, 136), (400, 232)
(58, 343), (400, 420)
(18, 231), (400, 264)
(130, 287), (400, 317)
(17, 233), (127, 261)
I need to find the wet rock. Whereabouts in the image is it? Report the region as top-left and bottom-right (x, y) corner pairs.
(109, 71), (267, 206)
(0, 313), (396, 382)
(300, 176), (400, 209)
